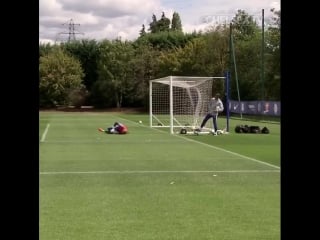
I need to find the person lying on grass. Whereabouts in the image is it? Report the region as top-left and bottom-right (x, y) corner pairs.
(98, 122), (128, 134)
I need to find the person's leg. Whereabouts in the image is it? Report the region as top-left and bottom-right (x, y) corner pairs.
(200, 114), (212, 129)
(106, 127), (114, 134)
(212, 114), (218, 132)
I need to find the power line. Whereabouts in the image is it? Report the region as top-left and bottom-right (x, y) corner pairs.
(58, 19), (84, 42)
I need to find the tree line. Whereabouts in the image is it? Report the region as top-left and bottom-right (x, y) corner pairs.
(39, 9), (280, 109)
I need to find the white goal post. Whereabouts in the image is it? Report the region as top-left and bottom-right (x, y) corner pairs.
(149, 76), (227, 134)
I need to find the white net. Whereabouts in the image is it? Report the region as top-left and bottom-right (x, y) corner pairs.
(150, 76), (223, 134)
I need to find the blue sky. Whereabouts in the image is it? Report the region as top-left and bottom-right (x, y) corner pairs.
(39, 0), (280, 44)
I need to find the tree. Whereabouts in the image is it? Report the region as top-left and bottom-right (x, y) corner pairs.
(130, 43), (161, 107)
(147, 12), (176, 34)
(233, 31), (263, 100)
(158, 37), (211, 76)
(157, 12), (171, 32)
(171, 12), (182, 32)
(135, 31), (198, 50)
(139, 24), (147, 37)
(265, 8), (280, 53)
(93, 39), (135, 108)
(264, 8), (280, 100)
(231, 10), (259, 40)
(149, 14), (158, 33)
(39, 42), (54, 58)
(61, 39), (100, 102)
(39, 47), (85, 107)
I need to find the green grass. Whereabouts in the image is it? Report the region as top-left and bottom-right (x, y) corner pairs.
(40, 111), (280, 240)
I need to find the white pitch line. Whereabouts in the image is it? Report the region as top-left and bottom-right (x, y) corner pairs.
(42, 115), (279, 170)
(117, 116), (280, 170)
(40, 123), (50, 142)
(175, 135), (280, 169)
(40, 170), (280, 175)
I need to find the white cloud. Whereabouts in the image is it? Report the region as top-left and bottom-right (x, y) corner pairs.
(39, 38), (56, 45)
(39, 0), (280, 43)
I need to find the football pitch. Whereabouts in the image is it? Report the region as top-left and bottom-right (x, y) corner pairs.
(39, 111), (280, 240)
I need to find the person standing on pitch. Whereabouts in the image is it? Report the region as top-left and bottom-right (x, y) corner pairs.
(197, 93), (224, 134)
(98, 122), (128, 134)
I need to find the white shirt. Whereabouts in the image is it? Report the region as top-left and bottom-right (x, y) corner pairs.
(208, 97), (224, 115)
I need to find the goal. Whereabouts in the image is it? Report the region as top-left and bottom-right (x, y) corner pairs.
(149, 76), (227, 134)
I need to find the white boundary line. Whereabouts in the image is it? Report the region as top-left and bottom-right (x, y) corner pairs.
(185, 138), (280, 169)
(118, 116), (280, 170)
(40, 115), (280, 172)
(40, 170), (280, 175)
(145, 123), (280, 169)
(40, 123), (50, 142)
(175, 135), (280, 169)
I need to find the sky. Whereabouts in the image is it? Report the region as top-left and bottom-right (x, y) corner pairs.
(39, 0), (280, 44)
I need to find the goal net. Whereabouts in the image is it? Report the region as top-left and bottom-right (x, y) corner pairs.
(149, 76), (226, 134)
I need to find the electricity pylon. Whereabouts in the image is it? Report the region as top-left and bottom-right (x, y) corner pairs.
(58, 19), (84, 42)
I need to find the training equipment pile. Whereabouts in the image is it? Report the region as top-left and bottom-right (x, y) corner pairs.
(235, 125), (269, 134)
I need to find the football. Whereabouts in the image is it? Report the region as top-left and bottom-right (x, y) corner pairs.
(216, 130), (223, 135)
